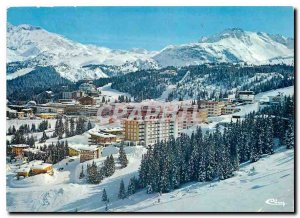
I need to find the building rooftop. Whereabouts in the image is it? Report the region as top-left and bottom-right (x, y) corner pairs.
(31, 163), (52, 170)
(16, 167), (31, 173)
(11, 144), (29, 148)
(100, 127), (123, 132)
(23, 148), (45, 154)
(69, 144), (99, 151)
(88, 129), (117, 138)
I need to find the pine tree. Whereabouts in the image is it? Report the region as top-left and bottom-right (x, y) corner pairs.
(39, 131), (49, 143)
(284, 121), (294, 149)
(79, 165), (85, 179)
(118, 145), (128, 168)
(264, 117), (274, 154)
(102, 188), (108, 202)
(127, 177), (136, 196)
(8, 126), (12, 135)
(118, 180), (126, 199)
(64, 118), (70, 137)
(70, 118), (75, 136)
(87, 120), (92, 130)
(31, 123), (36, 132)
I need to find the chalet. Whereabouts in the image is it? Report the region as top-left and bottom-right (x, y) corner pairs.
(31, 163), (53, 175)
(22, 108), (33, 117)
(11, 144), (29, 156)
(16, 167), (31, 177)
(78, 96), (96, 105)
(17, 111), (25, 119)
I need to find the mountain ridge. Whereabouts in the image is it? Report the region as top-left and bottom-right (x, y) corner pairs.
(7, 23), (294, 81)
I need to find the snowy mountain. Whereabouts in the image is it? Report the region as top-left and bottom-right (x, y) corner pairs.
(7, 24), (294, 82)
(153, 28), (294, 67)
(7, 23), (158, 81)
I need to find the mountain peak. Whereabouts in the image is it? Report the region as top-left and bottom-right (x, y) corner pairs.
(200, 28), (247, 43)
(7, 23), (42, 32)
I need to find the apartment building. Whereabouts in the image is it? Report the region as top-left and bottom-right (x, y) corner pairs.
(177, 106), (208, 130)
(221, 105), (241, 115)
(201, 101), (225, 117)
(123, 118), (177, 146)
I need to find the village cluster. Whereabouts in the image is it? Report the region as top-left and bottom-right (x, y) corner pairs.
(7, 81), (287, 180)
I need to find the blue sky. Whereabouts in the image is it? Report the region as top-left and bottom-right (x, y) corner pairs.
(7, 7), (294, 51)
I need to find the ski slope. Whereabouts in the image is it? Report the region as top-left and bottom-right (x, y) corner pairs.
(6, 146), (294, 212)
(115, 148), (294, 212)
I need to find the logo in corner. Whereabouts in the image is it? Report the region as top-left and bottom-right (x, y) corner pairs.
(265, 198), (286, 207)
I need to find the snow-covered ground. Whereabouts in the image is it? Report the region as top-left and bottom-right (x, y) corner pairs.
(6, 67), (35, 80)
(114, 148), (294, 212)
(6, 119), (57, 132)
(97, 83), (132, 101)
(7, 146), (147, 212)
(7, 147), (294, 212)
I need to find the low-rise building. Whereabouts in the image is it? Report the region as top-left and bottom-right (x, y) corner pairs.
(12, 144), (29, 156)
(88, 130), (117, 146)
(68, 145), (102, 162)
(237, 91), (255, 103)
(35, 105), (64, 114)
(79, 146), (101, 163)
(68, 147), (80, 157)
(62, 91), (73, 99)
(36, 113), (57, 119)
(22, 108), (33, 117)
(72, 91), (85, 99)
(99, 127), (123, 136)
(17, 112), (25, 119)
(31, 163), (53, 175)
(6, 107), (17, 119)
(79, 96), (96, 105)
(79, 105), (100, 116)
(16, 167), (31, 177)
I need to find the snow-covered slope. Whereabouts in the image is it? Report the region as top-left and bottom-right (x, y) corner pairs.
(153, 28), (294, 67)
(118, 148), (294, 212)
(6, 147), (294, 212)
(7, 23), (158, 81)
(7, 24), (294, 81)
